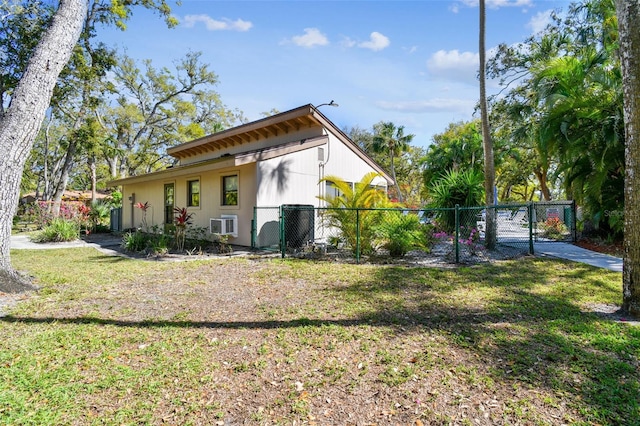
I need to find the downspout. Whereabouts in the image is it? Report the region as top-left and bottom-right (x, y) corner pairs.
(128, 192), (135, 230)
(318, 131), (331, 207)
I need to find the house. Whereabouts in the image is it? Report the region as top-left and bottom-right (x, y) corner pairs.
(108, 104), (393, 247)
(20, 190), (110, 205)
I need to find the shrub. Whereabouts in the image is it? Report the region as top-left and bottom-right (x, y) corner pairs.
(174, 207), (195, 252)
(149, 233), (172, 255)
(318, 172), (390, 255)
(30, 218), (80, 243)
(458, 226), (482, 255)
(88, 200), (111, 232)
(541, 217), (568, 240)
(375, 212), (424, 257)
(122, 231), (151, 252)
(428, 169), (484, 232)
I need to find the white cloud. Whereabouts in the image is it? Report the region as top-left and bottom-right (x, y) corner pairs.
(527, 9), (553, 34)
(358, 32), (390, 51)
(376, 98), (476, 114)
(340, 36), (356, 48)
(404, 45), (418, 54)
(182, 14), (252, 31)
(427, 49), (479, 83)
(290, 28), (329, 48)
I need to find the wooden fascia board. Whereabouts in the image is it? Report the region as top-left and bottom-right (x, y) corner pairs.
(107, 134), (327, 188)
(167, 105), (316, 158)
(107, 157), (237, 187)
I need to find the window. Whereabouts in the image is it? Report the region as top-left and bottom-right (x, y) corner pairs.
(222, 174), (238, 206)
(325, 180), (353, 199)
(187, 179), (200, 207)
(325, 181), (340, 199)
(164, 183), (174, 225)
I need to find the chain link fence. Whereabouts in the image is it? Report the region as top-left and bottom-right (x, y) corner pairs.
(252, 201), (576, 263)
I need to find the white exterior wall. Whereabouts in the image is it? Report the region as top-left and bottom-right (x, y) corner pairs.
(121, 182), (165, 232)
(322, 132), (388, 187)
(252, 133), (388, 248)
(256, 144), (324, 207)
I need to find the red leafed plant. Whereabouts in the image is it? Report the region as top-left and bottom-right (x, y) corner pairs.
(135, 201), (150, 212)
(173, 207), (194, 226)
(134, 201), (151, 231)
(173, 207), (194, 252)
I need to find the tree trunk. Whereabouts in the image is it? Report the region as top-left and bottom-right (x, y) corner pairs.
(534, 169), (552, 201)
(617, 0), (640, 317)
(0, 0), (86, 293)
(89, 154), (97, 203)
(479, 0), (496, 249)
(389, 148), (404, 203)
(50, 138), (77, 215)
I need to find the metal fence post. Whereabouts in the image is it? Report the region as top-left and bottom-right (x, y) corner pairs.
(356, 208), (361, 264)
(528, 202), (534, 255)
(455, 204), (460, 263)
(572, 200), (577, 242)
(251, 207), (256, 249)
(280, 205), (285, 258)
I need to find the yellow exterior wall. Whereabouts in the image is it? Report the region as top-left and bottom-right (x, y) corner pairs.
(120, 163), (257, 246)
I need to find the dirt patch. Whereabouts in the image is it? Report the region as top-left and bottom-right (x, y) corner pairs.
(583, 303), (640, 326)
(575, 237), (623, 257)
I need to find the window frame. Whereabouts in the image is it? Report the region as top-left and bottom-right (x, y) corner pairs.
(221, 174), (239, 207)
(164, 182), (175, 225)
(187, 178), (200, 208)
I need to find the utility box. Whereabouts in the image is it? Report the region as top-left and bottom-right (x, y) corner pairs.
(282, 204), (315, 249)
(110, 208), (122, 232)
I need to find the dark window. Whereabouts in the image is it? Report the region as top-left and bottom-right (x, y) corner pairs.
(187, 180), (200, 207)
(222, 175), (238, 206)
(164, 183), (174, 225)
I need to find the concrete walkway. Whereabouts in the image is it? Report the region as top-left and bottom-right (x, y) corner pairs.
(533, 242), (622, 272)
(9, 234), (119, 250)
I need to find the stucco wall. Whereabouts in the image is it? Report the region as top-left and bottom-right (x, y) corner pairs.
(322, 133), (388, 187)
(121, 163), (257, 247)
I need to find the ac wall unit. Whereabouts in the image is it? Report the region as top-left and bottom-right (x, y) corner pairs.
(209, 215), (238, 237)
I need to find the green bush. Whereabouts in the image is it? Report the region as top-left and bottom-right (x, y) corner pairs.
(428, 169), (484, 232)
(375, 212), (424, 257)
(121, 231), (151, 252)
(30, 218), (80, 243)
(540, 217), (568, 240)
(88, 200), (112, 232)
(149, 233), (172, 255)
(318, 172), (390, 255)
(122, 231), (176, 255)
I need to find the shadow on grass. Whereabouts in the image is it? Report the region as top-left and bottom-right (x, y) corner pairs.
(342, 262), (638, 425)
(2, 258), (636, 424)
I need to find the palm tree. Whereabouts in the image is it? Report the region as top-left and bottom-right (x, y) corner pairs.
(318, 172), (390, 255)
(372, 122), (414, 203)
(531, 41), (624, 233)
(479, 0), (496, 249)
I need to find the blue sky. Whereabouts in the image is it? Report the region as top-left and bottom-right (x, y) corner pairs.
(100, 0), (572, 148)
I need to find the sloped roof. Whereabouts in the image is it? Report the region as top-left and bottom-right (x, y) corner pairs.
(110, 104), (393, 185)
(168, 104), (326, 161)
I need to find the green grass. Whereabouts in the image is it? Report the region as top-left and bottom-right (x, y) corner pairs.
(2, 249), (638, 425)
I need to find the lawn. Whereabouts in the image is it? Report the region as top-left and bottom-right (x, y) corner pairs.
(1, 248), (638, 425)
